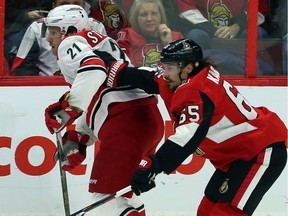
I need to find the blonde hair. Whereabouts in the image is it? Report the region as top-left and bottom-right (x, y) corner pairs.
(128, 0), (167, 33)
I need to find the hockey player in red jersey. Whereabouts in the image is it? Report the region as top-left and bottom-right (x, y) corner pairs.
(43, 5), (164, 215)
(106, 39), (287, 215)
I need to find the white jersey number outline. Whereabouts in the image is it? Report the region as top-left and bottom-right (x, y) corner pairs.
(223, 80), (257, 120)
(179, 105), (200, 125)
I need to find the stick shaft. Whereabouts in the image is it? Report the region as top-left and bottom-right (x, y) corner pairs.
(70, 186), (131, 216)
(56, 132), (71, 216)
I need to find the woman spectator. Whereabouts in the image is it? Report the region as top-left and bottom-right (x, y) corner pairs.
(116, 0), (183, 68)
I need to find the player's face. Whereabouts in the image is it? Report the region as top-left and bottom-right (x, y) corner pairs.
(163, 63), (182, 92)
(46, 27), (62, 55)
(137, 3), (161, 36)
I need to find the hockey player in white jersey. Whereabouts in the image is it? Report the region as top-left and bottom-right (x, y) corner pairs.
(44, 4), (164, 216)
(11, 0), (106, 76)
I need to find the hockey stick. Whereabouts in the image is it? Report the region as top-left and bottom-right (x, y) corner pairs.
(70, 185), (132, 216)
(56, 130), (71, 216)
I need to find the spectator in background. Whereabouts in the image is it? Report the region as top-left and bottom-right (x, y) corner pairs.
(5, 0), (50, 27)
(89, 0), (128, 39)
(10, 0), (106, 76)
(100, 0), (180, 31)
(116, 0), (183, 68)
(173, 0), (276, 75)
(176, 0), (269, 49)
(4, 0), (50, 67)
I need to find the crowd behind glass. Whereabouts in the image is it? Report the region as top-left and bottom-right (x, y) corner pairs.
(2, 0), (287, 76)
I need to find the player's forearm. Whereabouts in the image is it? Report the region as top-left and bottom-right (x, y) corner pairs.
(117, 67), (160, 94)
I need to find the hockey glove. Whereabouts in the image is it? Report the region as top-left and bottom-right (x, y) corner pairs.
(131, 155), (161, 196)
(45, 91), (82, 134)
(106, 59), (128, 88)
(54, 130), (90, 171)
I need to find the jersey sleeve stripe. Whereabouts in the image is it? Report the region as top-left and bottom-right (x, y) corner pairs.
(77, 66), (107, 74)
(80, 55), (100, 65)
(80, 56), (105, 66)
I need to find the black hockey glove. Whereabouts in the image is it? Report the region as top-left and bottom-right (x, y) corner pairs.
(131, 155), (162, 196)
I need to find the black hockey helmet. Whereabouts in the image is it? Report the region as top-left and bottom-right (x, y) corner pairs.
(160, 39), (203, 65)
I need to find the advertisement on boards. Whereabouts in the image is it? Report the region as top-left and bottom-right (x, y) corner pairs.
(0, 86), (287, 216)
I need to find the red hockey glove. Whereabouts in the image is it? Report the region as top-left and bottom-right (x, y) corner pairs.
(131, 155), (161, 196)
(45, 91), (82, 134)
(106, 59), (128, 88)
(54, 130), (90, 171)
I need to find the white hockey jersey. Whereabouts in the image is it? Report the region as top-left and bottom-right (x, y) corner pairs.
(57, 30), (154, 140)
(12, 18), (106, 76)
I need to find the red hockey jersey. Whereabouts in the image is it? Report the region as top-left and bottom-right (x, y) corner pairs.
(155, 65), (287, 173)
(116, 27), (183, 68)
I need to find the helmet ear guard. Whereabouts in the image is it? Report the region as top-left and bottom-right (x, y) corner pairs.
(160, 39), (204, 74)
(44, 4), (88, 36)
